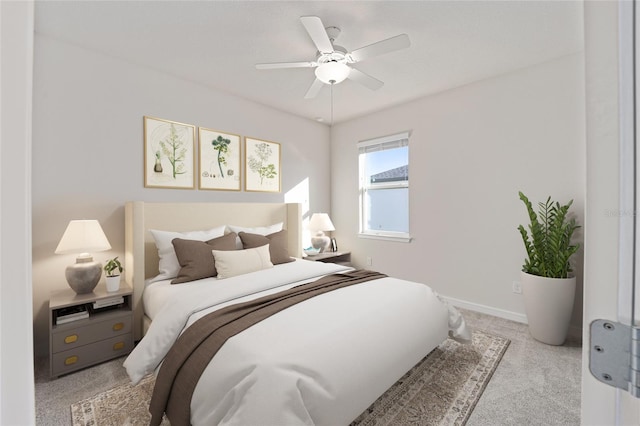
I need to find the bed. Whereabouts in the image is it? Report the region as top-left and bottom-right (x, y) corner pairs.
(122, 201), (470, 425)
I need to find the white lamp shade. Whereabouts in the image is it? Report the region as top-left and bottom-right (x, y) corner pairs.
(315, 62), (350, 85)
(308, 213), (335, 232)
(55, 220), (112, 254)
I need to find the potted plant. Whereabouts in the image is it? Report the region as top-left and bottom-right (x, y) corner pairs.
(104, 256), (123, 292)
(517, 191), (580, 345)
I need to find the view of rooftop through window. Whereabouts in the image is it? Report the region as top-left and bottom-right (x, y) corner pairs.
(365, 147), (408, 178)
(360, 141), (409, 237)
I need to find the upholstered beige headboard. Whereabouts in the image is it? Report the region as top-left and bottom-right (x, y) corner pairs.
(124, 201), (303, 340)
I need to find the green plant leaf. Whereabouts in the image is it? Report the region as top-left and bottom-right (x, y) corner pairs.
(104, 256), (123, 276)
(517, 192), (580, 278)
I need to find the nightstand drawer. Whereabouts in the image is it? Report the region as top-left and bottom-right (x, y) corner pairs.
(51, 314), (132, 353)
(51, 333), (133, 377)
(49, 284), (134, 378)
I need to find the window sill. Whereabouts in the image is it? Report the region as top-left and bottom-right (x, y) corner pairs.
(358, 232), (412, 243)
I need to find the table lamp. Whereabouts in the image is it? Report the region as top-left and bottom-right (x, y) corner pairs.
(309, 213), (335, 253)
(55, 220), (112, 294)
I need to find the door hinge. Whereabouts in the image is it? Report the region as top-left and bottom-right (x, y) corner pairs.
(589, 319), (640, 397)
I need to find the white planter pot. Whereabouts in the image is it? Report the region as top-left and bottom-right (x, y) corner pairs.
(521, 271), (576, 345)
(105, 275), (121, 292)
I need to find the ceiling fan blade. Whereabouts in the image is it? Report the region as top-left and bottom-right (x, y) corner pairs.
(256, 61), (317, 70)
(304, 78), (324, 99)
(348, 67), (384, 91)
(348, 34), (410, 63)
(300, 16), (334, 54)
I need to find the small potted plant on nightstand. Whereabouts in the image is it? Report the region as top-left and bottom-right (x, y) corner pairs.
(104, 256), (123, 292)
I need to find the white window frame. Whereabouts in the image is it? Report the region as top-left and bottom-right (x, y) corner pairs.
(358, 131), (412, 242)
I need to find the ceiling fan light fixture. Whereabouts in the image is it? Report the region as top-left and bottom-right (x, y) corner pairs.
(315, 62), (350, 85)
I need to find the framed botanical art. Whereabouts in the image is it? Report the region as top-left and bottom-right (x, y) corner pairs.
(198, 127), (241, 191)
(244, 137), (281, 193)
(144, 116), (195, 189)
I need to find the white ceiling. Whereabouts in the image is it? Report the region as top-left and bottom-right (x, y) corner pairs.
(34, 0), (584, 124)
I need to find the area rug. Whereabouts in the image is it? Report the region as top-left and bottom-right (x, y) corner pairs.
(71, 329), (509, 426)
(351, 329), (510, 425)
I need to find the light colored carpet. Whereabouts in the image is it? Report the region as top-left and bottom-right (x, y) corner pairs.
(70, 329), (509, 426)
(462, 309), (582, 426)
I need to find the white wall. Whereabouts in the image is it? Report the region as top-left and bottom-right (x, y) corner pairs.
(1, 1), (36, 424)
(331, 54), (585, 329)
(31, 35), (331, 356)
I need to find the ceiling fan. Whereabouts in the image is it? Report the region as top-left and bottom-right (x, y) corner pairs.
(255, 16), (410, 99)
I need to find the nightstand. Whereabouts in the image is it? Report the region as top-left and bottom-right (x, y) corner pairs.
(304, 251), (351, 266)
(49, 283), (134, 378)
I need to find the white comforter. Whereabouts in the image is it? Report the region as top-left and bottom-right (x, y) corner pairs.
(124, 260), (470, 425)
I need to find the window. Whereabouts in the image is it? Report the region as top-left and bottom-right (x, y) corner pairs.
(358, 132), (410, 241)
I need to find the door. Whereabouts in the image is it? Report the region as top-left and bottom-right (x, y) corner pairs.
(621, 0), (640, 420)
(583, 1), (640, 424)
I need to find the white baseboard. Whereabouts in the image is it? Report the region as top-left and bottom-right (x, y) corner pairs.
(442, 295), (583, 341)
(442, 295), (527, 323)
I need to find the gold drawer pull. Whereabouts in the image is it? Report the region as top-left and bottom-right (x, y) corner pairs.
(64, 334), (78, 344)
(65, 356), (78, 365)
(112, 322), (124, 331)
(113, 342), (125, 351)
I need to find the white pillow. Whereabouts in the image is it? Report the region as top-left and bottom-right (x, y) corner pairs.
(149, 226), (226, 282)
(227, 223), (283, 249)
(213, 244), (273, 279)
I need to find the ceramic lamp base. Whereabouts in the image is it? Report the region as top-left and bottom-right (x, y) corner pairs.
(311, 233), (330, 253)
(65, 256), (101, 294)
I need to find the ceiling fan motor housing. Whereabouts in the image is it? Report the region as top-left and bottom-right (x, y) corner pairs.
(317, 47), (349, 65)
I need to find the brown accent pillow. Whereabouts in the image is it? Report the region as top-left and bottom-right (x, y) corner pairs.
(238, 230), (294, 265)
(171, 232), (237, 284)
